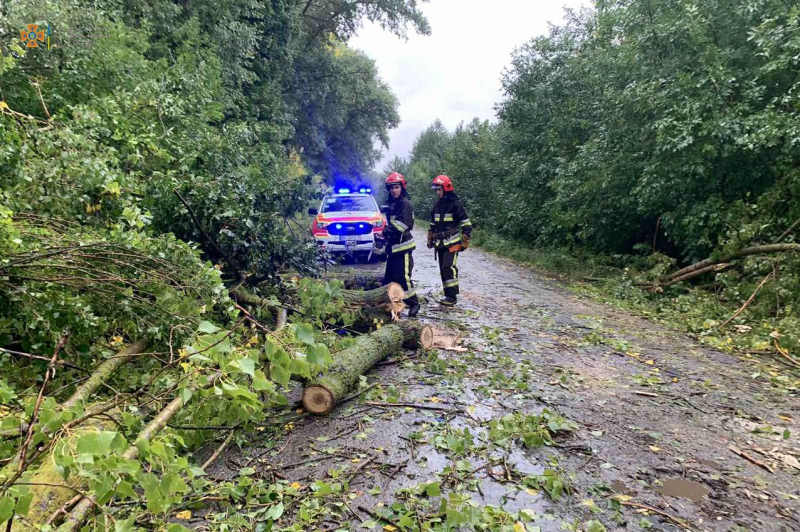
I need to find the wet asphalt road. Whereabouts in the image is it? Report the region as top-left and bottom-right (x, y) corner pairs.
(215, 230), (799, 532)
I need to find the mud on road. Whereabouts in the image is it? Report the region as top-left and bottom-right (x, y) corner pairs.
(215, 231), (799, 532)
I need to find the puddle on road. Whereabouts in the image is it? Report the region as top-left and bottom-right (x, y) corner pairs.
(611, 479), (637, 496)
(657, 478), (710, 501)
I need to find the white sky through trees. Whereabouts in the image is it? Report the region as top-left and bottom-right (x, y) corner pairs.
(351, 0), (589, 172)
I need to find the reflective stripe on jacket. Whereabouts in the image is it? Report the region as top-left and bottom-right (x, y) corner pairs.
(429, 196), (471, 248)
(383, 196), (416, 254)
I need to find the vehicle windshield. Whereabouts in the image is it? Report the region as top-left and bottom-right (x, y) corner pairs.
(322, 196), (376, 213)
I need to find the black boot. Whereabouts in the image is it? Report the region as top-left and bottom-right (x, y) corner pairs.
(407, 299), (420, 318)
(438, 295), (457, 307)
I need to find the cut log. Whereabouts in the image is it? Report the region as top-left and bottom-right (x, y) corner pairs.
(232, 282), (406, 311)
(277, 271), (384, 290)
(302, 322), (433, 415)
(341, 282), (405, 309)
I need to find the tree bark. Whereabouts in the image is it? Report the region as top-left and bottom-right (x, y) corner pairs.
(62, 340), (149, 411)
(323, 271), (383, 290)
(340, 282), (405, 308)
(302, 322), (433, 415)
(232, 282), (405, 310)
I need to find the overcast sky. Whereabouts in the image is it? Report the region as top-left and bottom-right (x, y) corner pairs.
(350, 0), (589, 172)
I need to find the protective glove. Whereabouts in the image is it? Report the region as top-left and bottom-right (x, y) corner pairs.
(461, 233), (470, 251)
(427, 231), (435, 249)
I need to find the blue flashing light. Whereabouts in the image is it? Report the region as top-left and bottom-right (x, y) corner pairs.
(359, 188), (367, 193)
(337, 188), (350, 194)
(335, 223), (343, 230)
(366, 188), (372, 193)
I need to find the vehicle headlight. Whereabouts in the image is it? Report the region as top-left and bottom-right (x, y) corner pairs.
(373, 220), (384, 228)
(316, 221), (329, 229)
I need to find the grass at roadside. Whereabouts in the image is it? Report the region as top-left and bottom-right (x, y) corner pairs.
(473, 232), (800, 393)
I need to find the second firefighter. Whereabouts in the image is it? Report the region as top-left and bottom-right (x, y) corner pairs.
(427, 175), (472, 307)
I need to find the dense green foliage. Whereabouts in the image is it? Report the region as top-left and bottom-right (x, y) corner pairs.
(399, 0), (800, 359)
(0, 0), (427, 528)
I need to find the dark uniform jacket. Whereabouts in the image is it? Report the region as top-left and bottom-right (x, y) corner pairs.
(429, 194), (472, 248)
(383, 195), (416, 254)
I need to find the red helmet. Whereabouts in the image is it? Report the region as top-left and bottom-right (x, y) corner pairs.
(431, 175), (454, 192)
(385, 172), (406, 190)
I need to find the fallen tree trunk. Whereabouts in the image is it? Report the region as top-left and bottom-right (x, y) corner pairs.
(1, 340), (148, 441)
(657, 244), (800, 284)
(340, 282), (404, 309)
(323, 271), (383, 290)
(277, 271), (384, 290)
(232, 282), (405, 310)
(56, 371), (223, 532)
(302, 322), (434, 415)
(10, 408), (117, 531)
(61, 339), (149, 411)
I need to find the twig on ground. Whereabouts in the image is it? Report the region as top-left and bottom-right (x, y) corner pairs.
(364, 401), (460, 413)
(45, 494), (83, 526)
(202, 430), (236, 471)
(773, 339), (800, 369)
(278, 455), (331, 470)
(346, 455), (376, 482)
(729, 446), (775, 473)
(357, 505), (401, 528)
(619, 501), (696, 531)
(339, 383), (380, 405)
(719, 272), (773, 329)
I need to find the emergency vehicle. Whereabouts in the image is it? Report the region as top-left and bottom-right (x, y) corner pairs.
(308, 187), (385, 261)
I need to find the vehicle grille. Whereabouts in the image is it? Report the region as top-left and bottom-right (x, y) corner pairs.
(326, 222), (374, 236)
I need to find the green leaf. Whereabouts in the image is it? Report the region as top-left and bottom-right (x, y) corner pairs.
(14, 493), (32, 517)
(236, 357), (256, 376)
(585, 521), (607, 532)
(198, 321), (219, 334)
(295, 323), (315, 345)
(116, 481), (137, 500)
(264, 502), (284, 520)
(425, 481), (441, 497)
(270, 364), (290, 386)
(179, 387), (194, 404)
(289, 359), (311, 378)
(116, 517), (137, 532)
(306, 344), (330, 366)
(0, 496), (13, 524)
(252, 370), (275, 392)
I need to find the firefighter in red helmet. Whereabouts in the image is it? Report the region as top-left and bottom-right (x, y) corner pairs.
(427, 175), (472, 306)
(376, 172), (420, 317)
